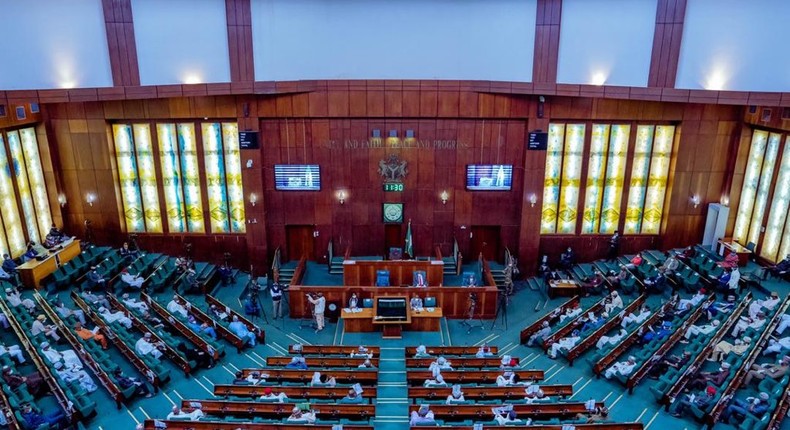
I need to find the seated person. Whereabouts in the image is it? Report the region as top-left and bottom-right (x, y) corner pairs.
(285, 356), (307, 369)
(44, 224), (65, 248)
(732, 312), (767, 337)
(596, 328), (627, 350)
(548, 330), (581, 359)
(358, 358), (375, 368)
(5, 287), (36, 314)
(348, 293), (360, 310)
(721, 392), (770, 425)
(0, 341), (25, 363)
(677, 289), (708, 311)
(310, 371), (336, 387)
(625, 253), (643, 269)
(119, 242), (139, 261)
(20, 403), (67, 429)
(31, 315), (61, 342)
(113, 367), (152, 398)
(423, 372), (446, 387)
(413, 272), (427, 287)
(414, 345), (432, 358)
(464, 273), (477, 287)
(764, 337), (790, 356)
(689, 362), (731, 390)
(98, 306), (133, 328)
(74, 322), (108, 349)
(81, 291), (111, 310)
(229, 315), (257, 346)
(86, 266), (107, 290)
(243, 293), (260, 317)
(120, 269), (145, 290)
(493, 408), (527, 425)
(604, 356), (637, 379)
(604, 291), (623, 313)
(409, 405), (435, 426)
(2, 254), (17, 275)
(40, 342), (82, 369)
(209, 304), (229, 321)
(410, 293), (423, 311)
(167, 405), (204, 421)
(183, 269), (201, 294)
(259, 387), (287, 402)
(717, 252), (740, 269)
(580, 312), (608, 332)
(446, 385), (465, 404)
(763, 254), (790, 280)
(430, 356), (453, 371)
(643, 272), (667, 294)
(671, 386), (717, 418)
(559, 304), (583, 323)
(287, 406), (316, 423)
(0, 265), (15, 286)
(3, 365), (45, 396)
(53, 361), (98, 393)
(640, 320), (672, 344)
(177, 342), (213, 369)
(749, 292), (780, 319)
(135, 333), (164, 359)
(122, 293), (149, 313)
(175, 256), (192, 272)
(499, 355), (516, 369)
(648, 351), (692, 379)
(526, 321), (551, 347)
(351, 345), (372, 358)
(706, 295), (737, 319)
(659, 255), (680, 275)
(217, 262), (235, 285)
(476, 343), (494, 357)
(186, 315), (217, 340)
(580, 269), (605, 296)
(744, 355), (790, 386)
(622, 305), (651, 328)
(683, 319), (720, 341)
(54, 299), (86, 325)
(709, 337), (751, 362)
(524, 385), (547, 403)
(166, 296), (188, 318)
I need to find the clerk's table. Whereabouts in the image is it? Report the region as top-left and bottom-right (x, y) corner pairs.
(341, 306), (443, 332)
(17, 239), (81, 289)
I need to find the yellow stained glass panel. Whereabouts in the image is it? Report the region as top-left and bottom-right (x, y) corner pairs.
(761, 137), (790, 262)
(19, 128), (52, 239)
(624, 125), (655, 234)
(202, 123), (230, 233)
(582, 124), (610, 234)
(641, 125), (675, 234)
(133, 124), (162, 233)
(112, 124), (145, 232)
(541, 124), (565, 234)
(733, 130), (769, 243)
(6, 131), (39, 244)
(600, 124), (630, 233)
(177, 123), (205, 233)
(222, 123), (246, 233)
(747, 132), (781, 246)
(157, 123), (187, 233)
(557, 124), (585, 234)
(0, 135), (26, 257)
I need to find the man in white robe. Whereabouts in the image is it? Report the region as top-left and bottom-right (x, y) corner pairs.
(228, 316), (256, 346)
(167, 296), (188, 318)
(54, 301), (86, 325)
(622, 306), (651, 328)
(596, 329), (628, 350)
(5, 288), (35, 313)
(732, 312), (767, 337)
(559, 306), (582, 323)
(678, 290), (708, 311)
(764, 337), (790, 356)
(749, 292), (780, 319)
(135, 333), (163, 359)
(166, 406), (204, 421)
(548, 332), (580, 358)
(605, 291), (624, 314)
(0, 342), (25, 363)
(684, 320), (720, 340)
(98, 307), (132, 329)
(527, 321), (552, 347)
(120, 269), (145, 290)
(31, 315), (61, 342)
(53, 361), (97, 393)
(604, 356), (637, 379)
(40, 342), (82, 369)
(122, 294), (149, 313)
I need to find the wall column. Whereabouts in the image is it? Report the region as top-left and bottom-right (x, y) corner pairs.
(647, 0), (687, 88)
(226, 0), (255, 82)
(101, 0), (141, 86)
(532, 0), (562, 84)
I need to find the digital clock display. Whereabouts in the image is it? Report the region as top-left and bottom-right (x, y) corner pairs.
(383, 183), (404, 192)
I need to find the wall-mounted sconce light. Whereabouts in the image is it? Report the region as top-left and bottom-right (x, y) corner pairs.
(246, 159), (253, 169)
(388, 130), (398, 138)
(405, 130), (415, 138)
(337, 190), (347, 205)
(721, 196), (730, 206)
(529, 193), (538, 208)
(58, 194), (67, 208)
(440, 190), (449, 205)
(691, 195), (701, 208)
(249, 193), (258, 207)
(372, 129), (381, 138)
(86, 193), (96, 207)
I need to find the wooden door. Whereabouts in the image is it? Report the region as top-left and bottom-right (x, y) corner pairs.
(469, 226), (501, 262)
(286, 225), (315, 261)
(384, 224), (402, 258)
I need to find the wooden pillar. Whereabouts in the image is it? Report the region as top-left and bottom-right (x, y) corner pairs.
(532, 0), (562, 84)
(226, 0), (255, 82)
(101, 0), (140, 86)
(647, 0), (687, 88)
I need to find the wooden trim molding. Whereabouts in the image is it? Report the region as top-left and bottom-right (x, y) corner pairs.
(647, 0), (687, 88)
(101, 0), (141, 86)
(226, 0), (255, 82)
(532, 0), (562, 84)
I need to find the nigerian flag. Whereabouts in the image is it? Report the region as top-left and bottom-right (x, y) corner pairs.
(405, 220), (414, 258)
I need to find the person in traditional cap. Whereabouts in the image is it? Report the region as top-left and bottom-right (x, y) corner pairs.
(721, 392), (771, 424)
(122, 293), (149, 313)
(244, 371), (268, 385)
(524, 384), (546, 403)
(19, 403), (66, 428)
(764, 336), (790, 356)
(499, 355), (515, 369)
(671, 386), (717, 417)
(31, 314), (61, 342)
(683, 319), (720, 341)
(710, 336), (752, 362)
(424, 372), (446, 387)
(53, 361), (97, 393)
(167, 405), (205, 421)
(744, 355), (790, 386)
(604, 356), (637, 379)
(476, 343), (494, 357)
(622, 305), (651, 327)
(86, 265), (106, 290)
(2, 365), (45, 396)
(40, 341), (82, 369)
(493, 408), (525, 425)
(414, 345), (432, 358)
(409, 405), (435, 425)
(690, 362), (731, 390)
(310, 371), (336, 387)
(285, 356), (308, 370)
(596, 328), (628, 350)
(605, 291), (624, 313)
(350, 345), (372, 358)
(259, 386), (287, 402)
(4, 287), (36, 313)
(640, 320), (672, 344)
(677, 290), (708, 311)
(286, 406), (314, 423)
(496, 370), (523, 387)
(527, 321), (552, 347)
(186, 315), (217, 340)
(430, 356), (453, 371)
(80, 291), (110, 310)
(548, 330), (581, 359)
(120, 268), (145, 290)
(2, 254), (17, 275)
(446, 384), (465, 404)
(559, 303), (583, 323)
(749, 292), (780, 319)
(732, 312), (767, 338)
(98, 306), (133, 328)
(54, 299), (86, 325)
(135, 333), (164, 359)
(358, 358), (375, 369)
(229, 315), (256, 346)
(648, 351), (692, 379)
(167, 295), (189, 318)
(581, 312), (608, 332)
(0, 341), (25, 364)
(209, 304), (229, 321)
(410, 293), (423, 311)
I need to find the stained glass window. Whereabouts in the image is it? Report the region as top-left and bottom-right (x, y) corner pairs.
(0, 134), (27, 257)
(600, 125), (630, 233)
(582, 124), (610, 234)
(762, 137), (790, 262)
(6, 131), (40, 244)
(112, 124), (163, 233)
(19, 128), (52, 239)
(733, 130), (769, 244)
(641, 125), (675, 234)
(201, 123), (246, 234)
(177, 123), (205, 233)
(541, 124), (565, 234)
(157, 123), (187, 233)
(746, 132), (781, 247)
(222, 123), (246, 233)
(134, 125), (163, 233)
(624, 126), (655, 234)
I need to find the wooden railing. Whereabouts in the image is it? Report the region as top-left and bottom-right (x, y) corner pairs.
(174, 292), (245, 351)
(541, 295), (609, 351)
(520, 296), (579, 344)
(434, 245), (443, 261)
(266, 356), (379, 367)
(290, 255), (307, 286)
(407, 402), (605, 419)
(238, 369), (379, 385)
(406, 357), (515, 369)
(141, 291), (220, 360)
(567, 295), (647, 366)
(179, 399), (374, 419)
(482, 258), (496, 287)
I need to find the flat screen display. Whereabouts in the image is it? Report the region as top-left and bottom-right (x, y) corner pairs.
(466, 165), (513, 191)
(274, 165), (321, 191)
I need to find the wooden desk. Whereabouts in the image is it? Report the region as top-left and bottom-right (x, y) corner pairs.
(342, 307), (443, 333)
(405, 346), (499, 356)
(288, 345), (381, 357)
(406, 357), (516, 369)
(239, 369), (378, 385)
(718, 240), (751, 266)
(266, 356), (380, 367)
(342, 259), (443, 286)
(143, 421), (374, 430)
(289, 285), (498, 319)
(548, 279), (579, 298)
(214, 385), (378, 399)
(408, 385), (573, 400)
(407, 370), (543, 385)
(407, 402), (604, 420)
(181, 399), (375, 419)
(520, 296), (579, 344)
(18, 239), (80, 288)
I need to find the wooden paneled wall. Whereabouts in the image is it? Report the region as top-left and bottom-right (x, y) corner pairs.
(101, 0), (140, 87)
(647, 0), (687, 88)
(533, 0), (562, 84)
(225, 0), (254, 83)
(36, 86), (745, 274)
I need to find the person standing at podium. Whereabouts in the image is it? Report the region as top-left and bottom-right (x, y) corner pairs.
(306, 292), (326, 332)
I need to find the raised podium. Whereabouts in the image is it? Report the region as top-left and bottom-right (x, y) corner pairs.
(373, 296), (409, 338)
